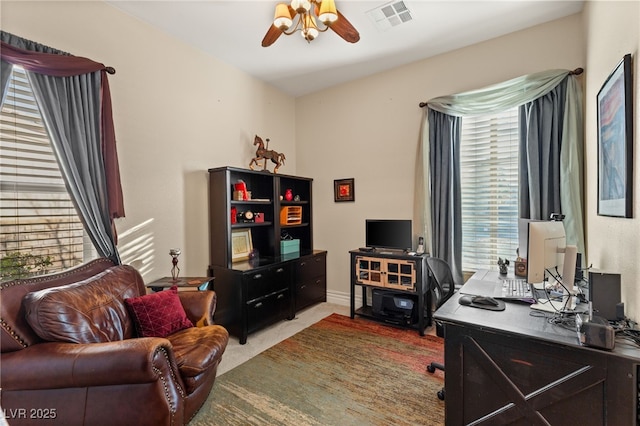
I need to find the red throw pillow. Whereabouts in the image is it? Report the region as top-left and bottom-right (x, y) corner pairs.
(125, 286), (193, 338)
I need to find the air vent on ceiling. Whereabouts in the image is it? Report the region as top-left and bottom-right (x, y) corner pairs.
(366, 1), (413, 32)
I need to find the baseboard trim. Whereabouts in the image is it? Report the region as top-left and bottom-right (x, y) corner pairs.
(326, 289), (361, 308)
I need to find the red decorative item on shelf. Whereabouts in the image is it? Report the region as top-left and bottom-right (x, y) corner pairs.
(231, 206), (237, 224)
(234, 180), (248, 200)
(284, 189), (293, 201)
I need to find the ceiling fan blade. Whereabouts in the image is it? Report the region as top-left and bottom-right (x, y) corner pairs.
(330, 10), (360, 43)
(262, 6), (298, 47)
(262, 25), (283, 47)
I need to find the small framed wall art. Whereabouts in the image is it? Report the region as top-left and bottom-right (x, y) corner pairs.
(597, 53), (634, 218)
(334, 178), (355, 202)
(231, 229), (253, 261)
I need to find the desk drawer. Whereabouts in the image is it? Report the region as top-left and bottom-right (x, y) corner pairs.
(246, 265), (290, 301)
(297, 253), (326, 282)
(246, 288), (290, 333)
(296, 276), (326, 310)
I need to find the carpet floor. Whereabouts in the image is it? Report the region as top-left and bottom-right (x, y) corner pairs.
(190, 313), (445, 426)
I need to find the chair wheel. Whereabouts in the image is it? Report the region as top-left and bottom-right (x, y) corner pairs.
(427, 364), (436, 373)
(437, 389), (445, 400)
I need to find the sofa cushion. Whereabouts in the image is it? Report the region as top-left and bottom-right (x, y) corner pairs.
(167, 324), (228, 393)
(22, 266), (142, 344)
(124, 286), (193, 338)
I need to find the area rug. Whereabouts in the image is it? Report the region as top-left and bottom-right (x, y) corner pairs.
(190, 313), (445, 425)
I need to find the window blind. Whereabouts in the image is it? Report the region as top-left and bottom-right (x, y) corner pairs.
(460, 108), (519, 271)
(0, 66), (92, 278)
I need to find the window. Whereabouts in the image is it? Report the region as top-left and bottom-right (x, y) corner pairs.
(460, 108), (519, 271)
(0, 66), (95, 280)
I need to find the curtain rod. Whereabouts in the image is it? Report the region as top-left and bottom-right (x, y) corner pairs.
(105, 67), (116, 75)
(418, 67), (584, 108)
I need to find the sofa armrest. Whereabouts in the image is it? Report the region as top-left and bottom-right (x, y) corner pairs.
(1, 338), (184, 391)
(178, 290), (216, 326)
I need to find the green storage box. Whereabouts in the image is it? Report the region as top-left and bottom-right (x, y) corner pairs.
(280, 239), (300, 255)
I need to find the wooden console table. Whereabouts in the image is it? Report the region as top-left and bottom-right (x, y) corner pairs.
(349, 249), (431, 335)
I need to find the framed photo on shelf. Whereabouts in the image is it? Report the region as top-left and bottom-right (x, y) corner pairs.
(231, 229), (253, 261)
(597, 53), (634, 218)
(334, 178), (355, 202)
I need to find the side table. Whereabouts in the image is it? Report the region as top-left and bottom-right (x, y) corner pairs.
(146, 277), (214, 293)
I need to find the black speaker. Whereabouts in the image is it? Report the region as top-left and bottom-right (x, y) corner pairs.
(575, 252), (583, 283)
(589, 271), (621, 321)
(579, 315), (615, 350)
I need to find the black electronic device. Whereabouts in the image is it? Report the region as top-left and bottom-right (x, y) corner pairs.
(365, 219), (412, 252)
(589, 271), (621, 321)
(459, 295), (473, 306)
(575, 252), (583, 283)
(372, 289), (417, 325)
(237, 210), (255, 223)
(616, 302), (625, 320)
(577, 314), (615, 350)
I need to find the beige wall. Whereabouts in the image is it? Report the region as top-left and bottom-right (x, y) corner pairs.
(1, 1), (296, 279)
(297, 14), (586, 306)
(3, 2), (639, 320)
(582, 1), (640, 319)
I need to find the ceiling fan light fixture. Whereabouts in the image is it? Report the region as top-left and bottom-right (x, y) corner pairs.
(273, 3), (293, 30)
(318, 0), (338, 25)
(262, 0), (359, 46)
(291, 0), (311, 14)
(301, 14), (319, 41)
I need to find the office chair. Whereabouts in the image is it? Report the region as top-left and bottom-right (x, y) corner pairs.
(425, 256), (457, 400)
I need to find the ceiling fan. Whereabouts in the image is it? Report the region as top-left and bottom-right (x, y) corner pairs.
(262, 0), (360, 46)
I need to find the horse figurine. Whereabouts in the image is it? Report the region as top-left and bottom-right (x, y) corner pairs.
(249, 135), (286, 173)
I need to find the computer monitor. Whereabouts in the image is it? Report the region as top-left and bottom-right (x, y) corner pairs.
(526, 220), (577, 294)
(365, 219), (412, 252)
(518, 218), (543, 259)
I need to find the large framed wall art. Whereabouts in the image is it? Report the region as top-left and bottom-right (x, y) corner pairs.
(597, 53), (634, 218)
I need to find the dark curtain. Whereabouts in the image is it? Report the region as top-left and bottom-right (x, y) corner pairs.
(0, 31), (124, 264)
(519, 78), (567, 220)
(428, 109), (463, 284)
(1, 32), (68, 101)
(423, 71), (583, 276)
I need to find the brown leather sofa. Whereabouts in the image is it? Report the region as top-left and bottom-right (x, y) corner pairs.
(0, 258), (229, 425)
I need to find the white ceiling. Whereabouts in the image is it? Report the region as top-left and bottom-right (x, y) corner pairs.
(105, 1), (584, 97)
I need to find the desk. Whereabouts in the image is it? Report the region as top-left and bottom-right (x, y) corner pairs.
(434, 271), (640, 425)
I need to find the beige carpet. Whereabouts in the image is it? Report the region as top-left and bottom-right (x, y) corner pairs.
(190, 313), (445, 425)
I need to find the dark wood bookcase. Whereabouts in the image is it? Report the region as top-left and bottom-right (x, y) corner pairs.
(207, 166), (326, 344)
(208, 166), (314, 266)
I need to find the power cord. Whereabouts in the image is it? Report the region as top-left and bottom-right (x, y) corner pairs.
(532, 267), (584, 315)
(611, 317), (640, 347)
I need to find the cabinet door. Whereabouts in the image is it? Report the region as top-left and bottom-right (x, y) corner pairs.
(296, 276), (326, 311)
(297, 253), (326, 282)
(384, 259), (416, 291)
(295, 253), (327, 311)
(356, 256), (384, 286)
